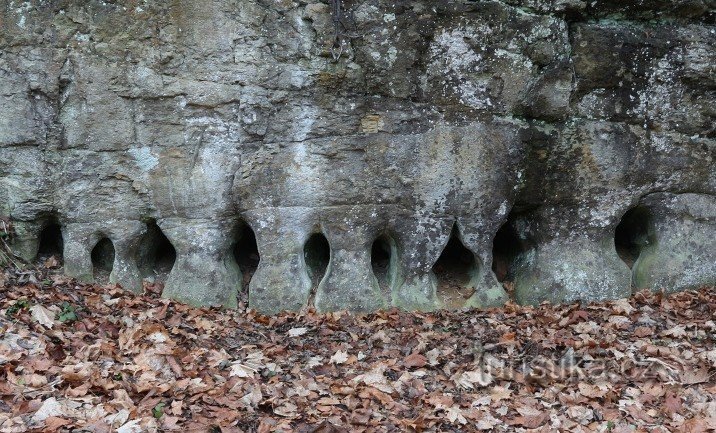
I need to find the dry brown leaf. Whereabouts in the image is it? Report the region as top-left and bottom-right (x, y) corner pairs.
(29, 305), (55, 328)
(664, 391), (682, 415)
(578, 382), (611, 398)
(0, 270), (713, 433)
(44, 256), (60, 269)
(681, 367), (710, 385)
(403, 352), (427, 368)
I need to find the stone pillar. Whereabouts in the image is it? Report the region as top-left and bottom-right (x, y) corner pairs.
(514, 234), (631, 305)
(391, 216), (450, 311)
(458, 219), (508, 309)
(107, 220), (146, 292)
(512, 207), (631, 305)
(245, 209), (314, 314)
(63, 223), (94, 283)
(161, 218), (238, 308)
(315, 211), (388, 312)
(8, 221), (42, 262)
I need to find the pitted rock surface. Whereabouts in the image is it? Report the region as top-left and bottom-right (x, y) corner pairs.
(1, 0), (714, 313)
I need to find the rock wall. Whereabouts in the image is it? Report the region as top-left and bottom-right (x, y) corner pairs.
(1, 0), (714, 313)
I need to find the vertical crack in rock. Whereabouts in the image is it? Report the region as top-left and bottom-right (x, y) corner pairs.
(304, 232), (331, 308)
(91, 237), (115, 285)
(233, 222), (260, 296)
(137, 220), (176, 286)
(433, 225), (480, 310)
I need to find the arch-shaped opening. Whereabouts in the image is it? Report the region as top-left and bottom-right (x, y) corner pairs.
(91, 237), (115, 284)
(433, 225), (480, 309)
(36, 219), (64, 264)
(492, 212), (535, 293)
(615, 206), (655, 269)
(137, 220), (176, 285)
(371, 234), (398, 298)
(304, 232), (330, 307)
(233, 223), (260, 295)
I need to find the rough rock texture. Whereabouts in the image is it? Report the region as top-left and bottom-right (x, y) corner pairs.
(0, 0), (714, 313)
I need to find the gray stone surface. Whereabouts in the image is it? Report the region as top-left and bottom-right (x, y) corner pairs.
(631, 193), (716, 292)
(0, 0), (714, 312)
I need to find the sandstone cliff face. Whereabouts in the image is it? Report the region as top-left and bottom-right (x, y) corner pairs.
(1, 0), (714, 313)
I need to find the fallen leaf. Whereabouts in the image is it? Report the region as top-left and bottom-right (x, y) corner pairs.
(682, 367), (710, 384)
(489, 386), (512, 402)
(44, 417), (71, 431)
(288, 327), (308, 337)
(0, 264), (713, 433)
(241, 386), (262, 408)
(105, 410), (130, 428)
(446, 406), (467, 425)
(274, 402), (298, 418)
(476, 413), (501, 430)
(117, 419), (143, 433)
(44, 256), (60, 269)
(403, 352), (427, 368)
(310, 420), (347, 433)
(578, 382), (611, 398)
(330, 350), (349, 364)
(425, 348), (440, 366)
(508, 412), (549, 428)
(633, 326), (653, 337)
(664, 391), (682, 415)
(30, 305), (55, 328)
(454, 370), (493, 389)
(32, 398), (68, 423)
(229, 362), (257, 378)
(612, 298), (635, 314)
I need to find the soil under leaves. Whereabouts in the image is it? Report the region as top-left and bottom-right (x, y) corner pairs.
(1, 266), (714, 433)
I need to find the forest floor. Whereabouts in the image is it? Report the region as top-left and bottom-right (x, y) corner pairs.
(0, 263), (714, 433)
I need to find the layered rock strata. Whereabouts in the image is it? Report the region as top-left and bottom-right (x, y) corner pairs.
(1, 0), (714, 312)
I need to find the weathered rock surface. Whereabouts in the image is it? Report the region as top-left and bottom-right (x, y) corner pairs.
(0, 0), (714, 313)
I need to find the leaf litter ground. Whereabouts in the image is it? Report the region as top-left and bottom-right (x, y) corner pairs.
(0, 266), (714, 433)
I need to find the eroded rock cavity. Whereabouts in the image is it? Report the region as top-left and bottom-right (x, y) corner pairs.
(1, 0), (714, 313)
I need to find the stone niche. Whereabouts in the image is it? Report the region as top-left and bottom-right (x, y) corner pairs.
(1, 0), (714, 313)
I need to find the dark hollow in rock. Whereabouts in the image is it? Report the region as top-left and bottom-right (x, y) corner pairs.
(433, 225), (479, 309)
(492, 213), (534, 288)
(233, 223), (260, 294)
(137, 220), (176, 284)
(304, 232), (330, 307)
(36, 221), (63, 263)
(371, 234), (397, 298)
(91, 237), (115, 285)
(615, 206), (655, 270)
